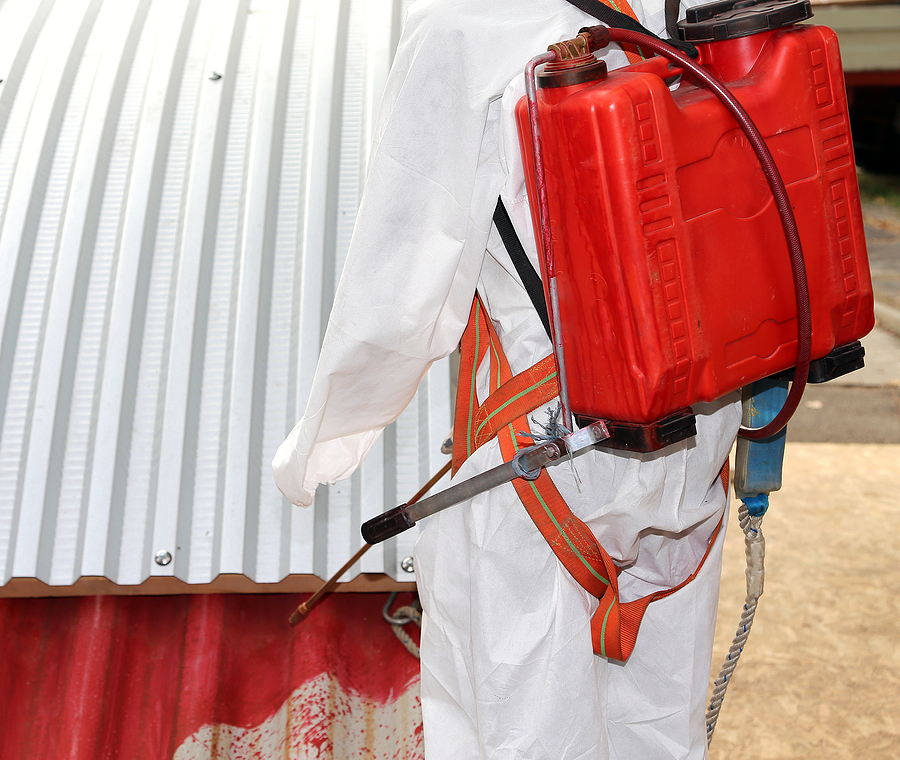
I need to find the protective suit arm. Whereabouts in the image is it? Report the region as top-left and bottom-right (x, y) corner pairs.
(272, 5), (526, 506)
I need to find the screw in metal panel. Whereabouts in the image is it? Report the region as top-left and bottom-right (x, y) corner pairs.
(401, 556), (415, 573)
(155, 550), (172, 566)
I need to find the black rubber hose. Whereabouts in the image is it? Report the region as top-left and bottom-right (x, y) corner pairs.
(592, 26), (812, 440)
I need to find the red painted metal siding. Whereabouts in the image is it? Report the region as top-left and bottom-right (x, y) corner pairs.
(0, 593), (422, 758)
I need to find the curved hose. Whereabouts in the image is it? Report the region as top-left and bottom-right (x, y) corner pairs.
(595, 28), (813, 439)
(706, 501), (766, 745)
(527, 51), (575, 431)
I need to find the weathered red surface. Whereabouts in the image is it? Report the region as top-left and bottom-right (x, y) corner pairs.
(0, 592), (422, 759)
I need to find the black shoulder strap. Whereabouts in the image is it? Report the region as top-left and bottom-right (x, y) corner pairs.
(665, 0), (683, 41)
(563, 0), (697, 58)
(492, 198), (552, 340)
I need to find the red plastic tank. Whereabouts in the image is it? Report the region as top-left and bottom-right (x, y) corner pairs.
(516, 4), (875, 426)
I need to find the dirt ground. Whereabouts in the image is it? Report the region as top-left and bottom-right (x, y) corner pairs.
(707, 443), (900, 759)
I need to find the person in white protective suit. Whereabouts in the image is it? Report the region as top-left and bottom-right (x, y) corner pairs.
(273, 0), (742, 757)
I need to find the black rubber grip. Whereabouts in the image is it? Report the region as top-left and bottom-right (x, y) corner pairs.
(361, 505), (415, 544)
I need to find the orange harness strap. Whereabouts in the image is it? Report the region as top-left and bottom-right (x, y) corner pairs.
(453, 295), (726, 662)
(455, 352), (558, 466)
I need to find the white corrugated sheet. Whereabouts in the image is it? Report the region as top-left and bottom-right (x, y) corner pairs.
(0, 0), (448, 589)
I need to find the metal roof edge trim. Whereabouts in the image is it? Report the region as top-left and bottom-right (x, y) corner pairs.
(0, 571), (415, 598)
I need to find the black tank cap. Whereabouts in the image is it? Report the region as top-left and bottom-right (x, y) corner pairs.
(676, 0), (813, 43)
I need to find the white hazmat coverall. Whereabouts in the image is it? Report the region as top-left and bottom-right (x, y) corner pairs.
(273, 1), (742, 757)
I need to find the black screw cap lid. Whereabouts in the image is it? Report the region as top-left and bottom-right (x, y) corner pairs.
(677, 0), (813, 42)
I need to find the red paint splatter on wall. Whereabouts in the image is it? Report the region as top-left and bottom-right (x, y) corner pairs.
(0, 593), (422, 759)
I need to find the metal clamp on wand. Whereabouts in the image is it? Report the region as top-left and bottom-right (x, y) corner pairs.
(361, 421), (610, 544)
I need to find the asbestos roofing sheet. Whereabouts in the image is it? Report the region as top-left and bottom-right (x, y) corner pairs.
(0, 0), (446, 590)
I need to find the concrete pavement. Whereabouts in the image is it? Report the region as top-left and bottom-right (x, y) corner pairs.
(707, 192), (900, 759)
(789, 325), (900, 443)
(709, 441), (900, 759)
(786, 198), (900, 444)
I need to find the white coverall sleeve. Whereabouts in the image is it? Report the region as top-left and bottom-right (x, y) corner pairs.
(272, 5), (523, 507)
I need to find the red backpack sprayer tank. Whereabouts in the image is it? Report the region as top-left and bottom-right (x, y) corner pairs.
(516, 0), (874, 448)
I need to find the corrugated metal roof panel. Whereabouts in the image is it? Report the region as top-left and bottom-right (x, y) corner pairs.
(0, 593), (423, 758)
(0, 0), (444, 591)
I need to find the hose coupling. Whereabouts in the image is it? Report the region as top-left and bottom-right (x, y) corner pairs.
(577, 25), (612, 53)
(548, 26), (611, 59)
(541, 28), (609, 87)
(548, 33), (591, 61)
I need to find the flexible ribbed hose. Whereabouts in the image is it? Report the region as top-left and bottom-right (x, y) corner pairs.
(526, 51), (574, 431)
(706, 501), (766, 745)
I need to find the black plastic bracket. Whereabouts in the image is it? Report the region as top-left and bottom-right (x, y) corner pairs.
(776, 340), (866, 384)
(575, 408), (697, 452)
